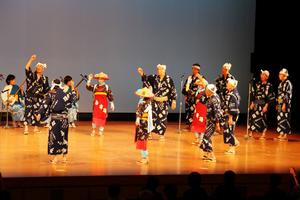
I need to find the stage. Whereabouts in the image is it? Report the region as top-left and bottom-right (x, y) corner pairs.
(0, 121), (299, 177)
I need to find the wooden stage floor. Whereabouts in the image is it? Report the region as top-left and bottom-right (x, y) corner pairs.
(0, 121), (299, 177)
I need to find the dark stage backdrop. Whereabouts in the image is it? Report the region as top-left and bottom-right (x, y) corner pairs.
(0, 0), (255, 113)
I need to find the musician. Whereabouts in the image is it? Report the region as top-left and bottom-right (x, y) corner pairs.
(1, 74), (25, 128)
(64, 75), (80, 127)
(24, 54), (50, 134)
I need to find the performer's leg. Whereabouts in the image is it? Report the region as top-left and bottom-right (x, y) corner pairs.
(229, 125), (239, 154)
(245, 109), (256, 139)
(200, 122), (216, 161)
(62, 154), (67, 163)
(49, 155), (58, 164)
(275, 110), (291, 141)
(99, 126), (104, 136)
(33, 125), (41, 133)
(259, 113), (267, 140)
(91, 123), (96, 136)
(192, 132), (200, 145)
(24, 122), (29, 135)
(136, 141), (149, 164)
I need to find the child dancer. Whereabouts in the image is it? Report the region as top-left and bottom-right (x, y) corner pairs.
(190, 77), (208, 145)
(134, 87), (154, 164)
(86, 72), (115, 136)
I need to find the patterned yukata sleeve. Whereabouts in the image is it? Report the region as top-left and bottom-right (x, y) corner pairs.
(168, 77), (177, 106)
(182, 77), (189, 96)
(107, 86), (114, 102)
(228, 94), (239, 116)
(215, 75), (222, 96)
(266, 83), (275, 104)
(212, 96), (223, 123)
(141, 74), (155, 89)
(135, 101), (147, 123)
(25, 67), (34, 80)
(43, 76), (50, 94)
(86, 84), (95, 92)
(250, 83), (256, 102)
(283, 81), (293, 104)
(65, 91), (77, 110)
(38, 93), (52, 115)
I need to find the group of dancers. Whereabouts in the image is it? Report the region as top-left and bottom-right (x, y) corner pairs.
(0, 54), (293, 164)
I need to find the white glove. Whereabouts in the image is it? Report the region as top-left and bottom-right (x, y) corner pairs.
(87, 74), (93, 86)
(186, 76), (192, 92)
(110, 102), (115, 111)
(135, 118), (140, 126)
(88, 74), (93, 81)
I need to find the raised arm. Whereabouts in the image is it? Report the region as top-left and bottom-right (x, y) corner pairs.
(137, 66), (154, 88)
(86, 74), (95, 92)
(25, 54), (37, 71)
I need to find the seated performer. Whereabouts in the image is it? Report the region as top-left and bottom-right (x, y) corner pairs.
(86, 72), (115, 136)
(134, 87), (155, 165)
(36, 79), (76, 164)
(64, 75), (80, 128)
(1, 74), (25, 128)
(24, 54), (50, 134)
(275, 68), (293, 141)
(199, 84), (223, 162)
(190, 77), (208, 145)
(223, 78), (240, 154)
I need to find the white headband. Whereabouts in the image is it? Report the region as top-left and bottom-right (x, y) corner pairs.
(260, 69), (270, 77)
(157, 64), (166, 70)
(223, 63), (232, 70)
(36, 62), (47, 69)
(50, 80), (63, 90)
(206, 84), (217, 94)
(227, 78), (238, 88)
(279, 68), (289, 76)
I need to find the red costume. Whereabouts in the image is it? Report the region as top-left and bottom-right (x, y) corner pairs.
(191, 90), (207, 133)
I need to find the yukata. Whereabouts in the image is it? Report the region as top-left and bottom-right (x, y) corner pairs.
(223, 89), (240, 146)
(86, 83), (114, 127)
(141, 74), (177, 135)
(191, 87), (207, 134)
(276, 79), (293, 134)
(248, 81), (275, 133)
(215, 74), (235, 126)
(200, 94), (223, 153)
(215, 73), (235, 110)
(182, 75), (200, 125)
(135, 99), (154, 150)
(25, 67), (50, 126)
(1, 85), (25, 122)
(38, 88), (76, 155)
(66, 86), (79, 124)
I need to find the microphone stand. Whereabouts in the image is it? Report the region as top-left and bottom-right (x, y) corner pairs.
(177, 75), (184, 133)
